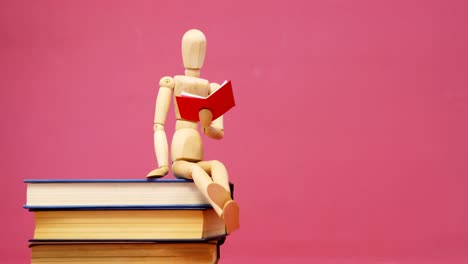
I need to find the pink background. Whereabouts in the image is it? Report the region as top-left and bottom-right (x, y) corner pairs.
(1, 0), (468, 263)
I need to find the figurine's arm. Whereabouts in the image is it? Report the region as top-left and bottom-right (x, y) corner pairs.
(199, 82), (224, 140)
(147, 76), (175, 178)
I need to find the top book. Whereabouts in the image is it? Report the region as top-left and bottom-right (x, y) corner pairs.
(24, 179), (227, 209)
(176, 80), (235, 122)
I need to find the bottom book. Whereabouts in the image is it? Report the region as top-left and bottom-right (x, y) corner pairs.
(30, 240), (222, 264)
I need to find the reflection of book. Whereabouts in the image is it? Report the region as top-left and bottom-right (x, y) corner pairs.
(32, 209), (226, 240)
(30, 242), (221, 264)
(176, 80), (235, 122)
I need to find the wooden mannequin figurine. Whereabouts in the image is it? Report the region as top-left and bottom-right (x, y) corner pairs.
(147, 29), (239, 234)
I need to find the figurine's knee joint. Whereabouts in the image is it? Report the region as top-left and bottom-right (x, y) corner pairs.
(159, 76), (175, 89)
(211, 160), (224, 168)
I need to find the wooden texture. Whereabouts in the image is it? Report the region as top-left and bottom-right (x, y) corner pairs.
(171, 128), (204, 162)
(147, 76), (175, 177)
(147, 29), (239, 233)
(199, 108), (213, 128)
(150, 125), (169, 177)
(181, 29), (206, 70)
(207, 183), (231, 210)
(207, 82), (224, 138)
(173, 161), (223, 216)
(154, 77), (175, 125)
(222, 200), (240, 234)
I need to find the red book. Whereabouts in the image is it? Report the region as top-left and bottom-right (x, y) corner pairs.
(176, 80), (235, 122)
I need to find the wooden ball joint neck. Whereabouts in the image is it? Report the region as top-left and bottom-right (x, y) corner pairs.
(147, 29), (239, 234)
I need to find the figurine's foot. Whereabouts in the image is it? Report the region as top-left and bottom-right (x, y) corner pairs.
(207, 183), (231, 209)
(222, 200), (240, 234)
(146, 166), (169, 178)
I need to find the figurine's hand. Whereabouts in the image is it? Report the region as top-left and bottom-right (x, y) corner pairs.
(199, 109), (213, 128)
(204, 126), (224, 140)
(146, 166), (169, 178)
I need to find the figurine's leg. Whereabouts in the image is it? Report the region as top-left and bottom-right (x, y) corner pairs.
(173, 160), (240, 234)
(172, 160), (222, 216)
(197, 160), (231, 208)
(205, 182), (240, 234)
(198, 160), (239, 234)
(197, 160), (230, 192)
(222, 200), (240, 234)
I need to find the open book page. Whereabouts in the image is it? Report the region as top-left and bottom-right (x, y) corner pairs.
(180, 91), (206, 99)
(180, 80), (229, 99)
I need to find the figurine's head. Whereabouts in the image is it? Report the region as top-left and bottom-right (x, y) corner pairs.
(182, 29), (206, 71)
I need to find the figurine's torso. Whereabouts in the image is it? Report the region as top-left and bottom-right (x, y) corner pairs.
(171, 75), (210, 162)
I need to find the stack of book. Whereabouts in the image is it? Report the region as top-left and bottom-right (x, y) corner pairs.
(24, 179), (230, 264)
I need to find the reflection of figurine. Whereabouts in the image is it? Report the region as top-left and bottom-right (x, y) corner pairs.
(147, 29), (239, 234)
